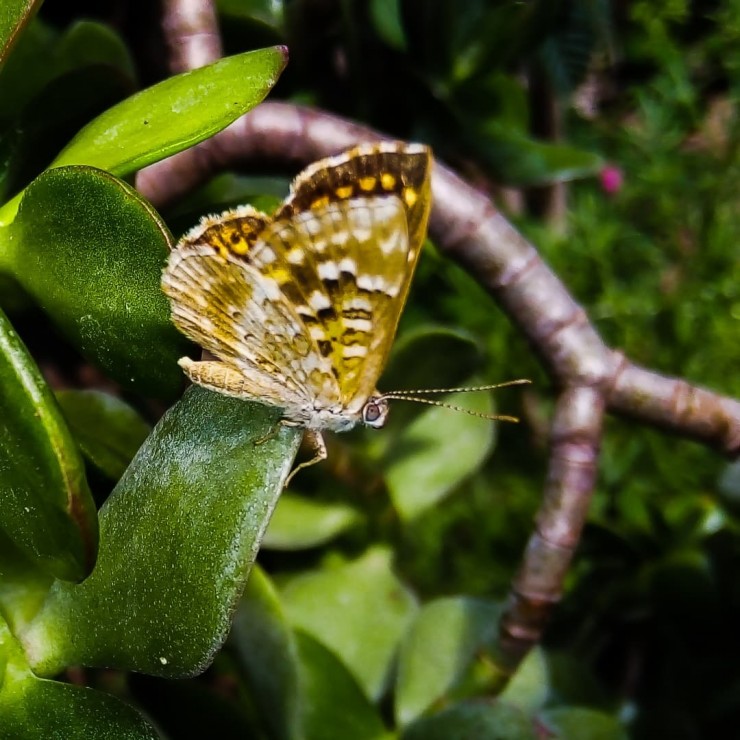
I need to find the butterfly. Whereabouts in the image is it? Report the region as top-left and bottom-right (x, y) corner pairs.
(162, 142), (529, 484)
(161, 142), (435, 482)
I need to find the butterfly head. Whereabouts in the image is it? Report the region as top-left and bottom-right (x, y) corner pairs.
(361, 395), (390, 429)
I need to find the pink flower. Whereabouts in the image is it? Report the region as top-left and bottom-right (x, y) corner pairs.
(599, 165), (623, 195)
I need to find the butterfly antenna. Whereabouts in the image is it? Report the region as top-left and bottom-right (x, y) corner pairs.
(379, 394), (522, 423)
(382, 379), (531, 396)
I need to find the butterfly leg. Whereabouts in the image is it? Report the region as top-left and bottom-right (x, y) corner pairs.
(284, 429), (327, 488)
(254, 419), (296, 446)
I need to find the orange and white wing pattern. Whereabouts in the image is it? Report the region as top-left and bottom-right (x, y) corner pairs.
(162, 142), (433, 430)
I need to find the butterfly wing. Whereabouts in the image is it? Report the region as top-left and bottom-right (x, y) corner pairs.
(277, 141), (432, 259)
(162, 142), (433, 422)
(263, 141), (433, 411)
(162, 241), (338, 413)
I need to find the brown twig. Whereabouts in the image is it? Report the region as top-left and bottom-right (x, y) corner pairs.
(138, 0), (740, 679)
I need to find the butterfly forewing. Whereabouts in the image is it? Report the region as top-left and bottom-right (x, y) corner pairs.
(162, 141), (433, 430)
(278, 142), (431, 264)
(249, 196), (411, 409)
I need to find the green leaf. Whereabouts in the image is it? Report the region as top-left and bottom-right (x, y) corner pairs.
(55, 390), (151, 481)
(262, 493), (361, 550)
(6, 166), (188, 398)
(0, 618), (158, 739)
(281, 547), (417, 701)
(0, 45), (287, 224)
(295, 631), (389, 740)
(538, 707), (628, 740)
(0, 0), (40, 69)
(0, 306), (97, 582)
(384, 386), (497, 520)
(370, 0), (406, 50)
(395, 597), (501, 727)
(53, 45), (284, 175)
(499, 648), (549, 716)
(0, 529), (53, 635)
(217, 0), (285, 29)
(55, 20), (136, 80)
(21, 387), (301, 678)
(231, 565), (302, 740)
(2, 680), (160, 739)
(401, 699), (537, 740)
(466, 123), (604, 186)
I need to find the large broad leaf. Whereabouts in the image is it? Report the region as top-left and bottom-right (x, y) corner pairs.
(0, 306), (97, 582)
(401, 699), (537, 740)
(231, 565), (302, 740)
(384, 386), (497, 520)
(55, 390), (151, 481)
(262, 493), (361, 550)
(0, 46), (287, 224)
(21, 387), (301, 678)
(295, 631), (389, 740)
(5, 166), (187, 398)
(0, 0), (40, 69)
(394, 597), (501, 727)
(538, 707), (628, 740)
(0, 617), (158, 739)
(281, 547), (417, 701)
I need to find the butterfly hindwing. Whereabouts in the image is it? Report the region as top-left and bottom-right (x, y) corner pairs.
(162, 244), (338, 411)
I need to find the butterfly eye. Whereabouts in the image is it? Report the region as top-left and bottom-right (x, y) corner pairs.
(362, 398), (389, 428)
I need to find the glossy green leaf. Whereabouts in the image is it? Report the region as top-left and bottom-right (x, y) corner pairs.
(395, 597), (501, 727)
(295, 631), (389, 740)
(281, 547), (417, 701)
(0, 619), (158, 739)
(401, 699), (537, 740)
(384, 386), (496, 520)
(231, 565), (302, 740)
(6, 166), (188, 398)
(0, 528), (53, 636)
(21, 387), (301, 678)
(539, 707), (628, 740)
(52, 46), (285, 175)
(0, 45), (286, 224)
(2, 680), (160, 739)
(56, 390), (151, 481)
(262, 493), (361, 550)
(0, 306), (97, 582)
(0, 0), (40, 69)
